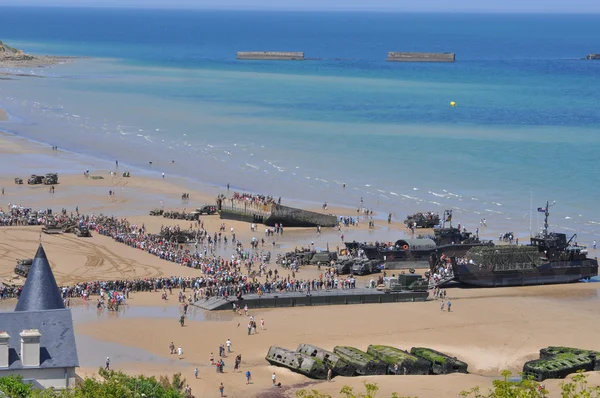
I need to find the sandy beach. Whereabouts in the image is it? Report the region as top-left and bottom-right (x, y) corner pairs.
(1, 130), (600, 398)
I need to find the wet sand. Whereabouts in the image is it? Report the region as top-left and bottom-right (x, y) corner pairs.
(1, 131), (600, 397)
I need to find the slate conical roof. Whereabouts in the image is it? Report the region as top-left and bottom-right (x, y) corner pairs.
(15, 244), (65, 312)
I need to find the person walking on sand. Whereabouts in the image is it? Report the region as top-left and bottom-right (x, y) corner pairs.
(210, 352), (214, 365)
(447, 300), (452, 312)
(272, 372), (277, 386)
(194, 367), (199, 379)
(105, 357), (110, 370)
(162, 172), (165, 179)
(260, 318), (265, 330)
(246, 370), (251, 384)
(226, 338), (231, 353)
(440, 301), (445, 311)
(219, 382), (224, 397)
(327, 368), (332, 382)
(169, 341), (175, 354)
(178, 346), (183, 359)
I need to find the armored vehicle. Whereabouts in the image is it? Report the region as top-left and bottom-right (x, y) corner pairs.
(334, 259), (354, 275)
(14, 259), (33, 277)
(351, 259), (380, 276)
(149, 208), (164, 216)
(44, 173), (58, 185)
(196, 205), (217, 215)
(265, 346), (327, 379)
(438, 203), (598, 287)
(27, 174), (45, 185)
(42, 222), (63, 234)
(333, 346), (387, 376)
(76, 225), (92, 237)
(410, 347), (468, 374)
(296, 344), (355, 377)
(14, 177), (23, 184)
(404, 212), (440, 229)
(386, 274), (428, 292)
(367, 345), (431, 375)
(310, 251), (337, 265)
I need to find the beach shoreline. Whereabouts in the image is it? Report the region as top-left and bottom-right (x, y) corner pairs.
(2, 117), (600, 398)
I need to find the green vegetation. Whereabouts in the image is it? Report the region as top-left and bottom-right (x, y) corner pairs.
(0, 40), (19, 53)
(0, 369), (188, 397)
(295, 372), (600, 398)
(296, 381), (412, 398)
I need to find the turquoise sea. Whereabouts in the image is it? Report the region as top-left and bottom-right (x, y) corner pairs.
(1, 7), (600, 242)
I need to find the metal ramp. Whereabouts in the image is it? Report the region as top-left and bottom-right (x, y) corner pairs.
(428, 273), (455, 289)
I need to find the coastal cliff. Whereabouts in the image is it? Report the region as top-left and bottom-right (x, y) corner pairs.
(0, 40), (73, 68)
(0, 40), (34, 61)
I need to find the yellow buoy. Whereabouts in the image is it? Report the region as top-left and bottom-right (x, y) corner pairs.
(450, 101), (456, 107)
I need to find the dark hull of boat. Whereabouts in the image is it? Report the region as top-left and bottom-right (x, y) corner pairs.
(363, 243), (487, 263)
(451, 260), (598, 287)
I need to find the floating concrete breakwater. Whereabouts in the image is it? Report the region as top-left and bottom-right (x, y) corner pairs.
(195, 288), (428, 311)
(266, 344), (468, 379)
(217, 202), (338, 228)
(387, 52), (456, 62)
(523, 346), (600, 381)
(236, 51), (305, 60)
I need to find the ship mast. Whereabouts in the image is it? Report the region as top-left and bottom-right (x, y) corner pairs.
(543, 201), (549, 237)
(542, 200), (556, 238)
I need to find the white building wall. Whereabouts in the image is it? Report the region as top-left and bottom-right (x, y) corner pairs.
(0, 367), (77, 389)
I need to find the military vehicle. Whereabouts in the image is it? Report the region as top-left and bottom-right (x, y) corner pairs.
(310, 251), (337, 265)
(265, 346), (327, 379)
(44, 173), (58, 185)
(404, 212), (440, 229)
(296, 344), (355, 377)
(351, 259), (380, 276)
(366, 345), (431, 375)
(410, 347), (468, 374)
(436, 203), (598, 287)
(27, 174), (45, 185)
(41, 221), (63, 234)
(334, 259), (354, 275)
(196, 205), (217, 215)
(14, 177), (23, 184)
(523, 346), (600, 381)
(14, 259), (33, 277)
(75, 225), (91, 237)
(278, 250), (315, 266)
(333, 346), (387, 376)
(385, 274), (428, 292)
(149, 208), (164, 216)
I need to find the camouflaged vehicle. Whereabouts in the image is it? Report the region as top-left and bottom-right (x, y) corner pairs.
(14, 259), (33, 277)
(404, 212), (440, 229)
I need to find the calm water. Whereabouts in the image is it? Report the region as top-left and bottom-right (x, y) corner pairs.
(1, 8), (600, 243)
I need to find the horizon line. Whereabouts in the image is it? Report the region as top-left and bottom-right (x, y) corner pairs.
(0, 5), (599, 14)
